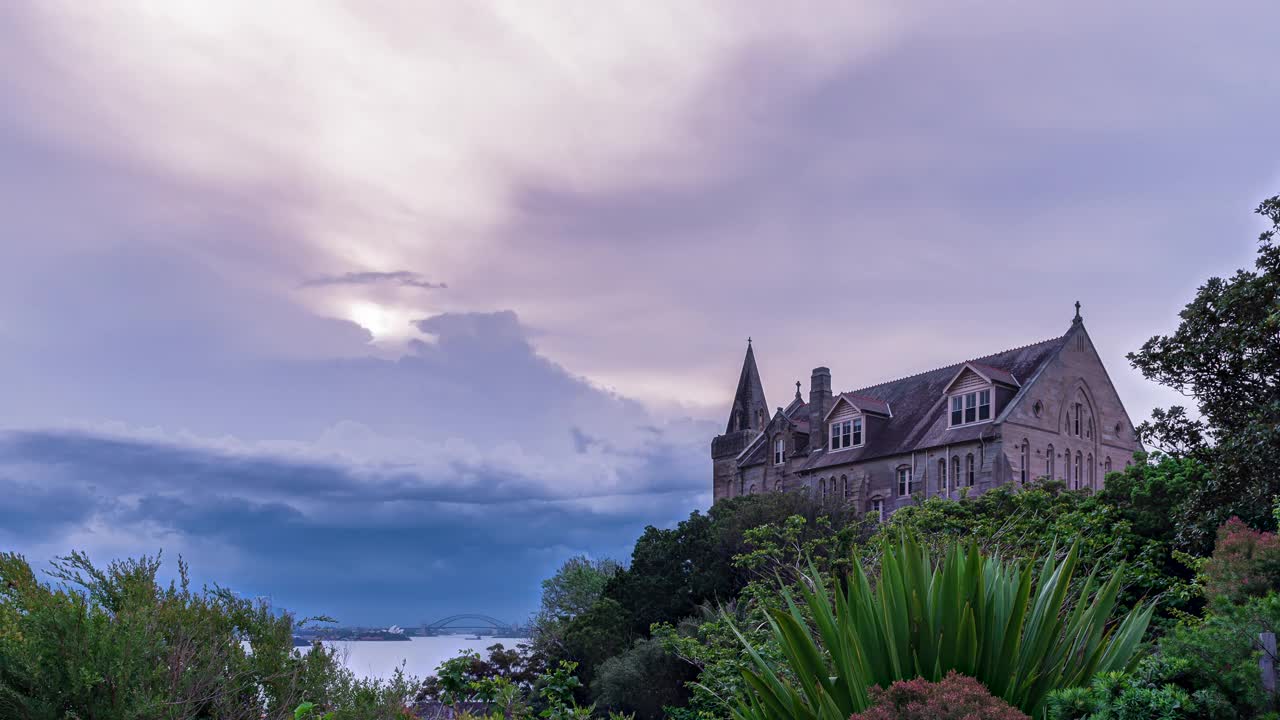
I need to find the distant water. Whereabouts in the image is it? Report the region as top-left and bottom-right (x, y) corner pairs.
(321, 636), (529, 681)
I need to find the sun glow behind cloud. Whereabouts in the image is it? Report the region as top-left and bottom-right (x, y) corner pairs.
(1, 0), (908, 407)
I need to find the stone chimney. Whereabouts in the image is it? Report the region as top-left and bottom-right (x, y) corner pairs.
(808, 367), (832, 452)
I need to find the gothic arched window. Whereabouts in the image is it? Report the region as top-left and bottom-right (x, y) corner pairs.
(819, 478), (826, 500)
(842, 474), (850, 498)
(1088, 453), (1095, 489)
(871, 497), (884, 522)
(1020, 440), (1030, 485)
(951, 457), (961, 492)
(1064, 450), (1071, 486)
(1105, 456), (1112, 475)
(1047, 444), (1055, 479)
(1075, 451), (1083, 489)
(966, 454), (975, 487)
(897, 466), (912, 496)
(937, 459), (947, 494)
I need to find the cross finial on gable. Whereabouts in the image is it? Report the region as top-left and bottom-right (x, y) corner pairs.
(747, 336), (752, 346)
(795, 380), (802, 399)
(1073, 300), (1082, 323)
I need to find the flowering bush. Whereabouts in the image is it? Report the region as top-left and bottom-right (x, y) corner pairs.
(1202, 517), (1280, 604)
(849, 672), (1030, 720)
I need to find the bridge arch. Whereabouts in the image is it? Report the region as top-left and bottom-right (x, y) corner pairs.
(422, 614), (520, 635)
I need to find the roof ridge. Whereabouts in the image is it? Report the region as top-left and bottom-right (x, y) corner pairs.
(839, 334), (1066, 396)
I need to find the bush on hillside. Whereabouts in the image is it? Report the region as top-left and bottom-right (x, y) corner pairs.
(1203, 517), (1280, 604)
(0, 550), (415, 720)
(731, 534), (1153, 719)
(850, 672), (1029, 720)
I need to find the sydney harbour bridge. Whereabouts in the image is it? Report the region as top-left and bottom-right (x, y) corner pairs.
(420, 614), (530, 637)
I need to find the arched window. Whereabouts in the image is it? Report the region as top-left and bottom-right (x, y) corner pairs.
(749, 483), (757, 495)
(819, 478), (827, 500)
(871, 497), (884, 522)
(1020, 440), (1030, 485)
(842, 474), (850, 498)
(773, 435), (785, 465)
(1088, 453), (1095, 489)
(966, 454), (975, 487)
(951, 457), (961, 492)
(1064, 451), (1071, 486)
(1047, 444), (1055, 479)
(1075, 451), (1082, 489)
(897, 466), (912, 496)
(774, 480), (782, 492)
(1105, 456), (1112, 475)
(937, 459), (947, 494)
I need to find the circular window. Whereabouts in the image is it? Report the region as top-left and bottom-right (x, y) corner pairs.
(1032, 400), (1043, 417)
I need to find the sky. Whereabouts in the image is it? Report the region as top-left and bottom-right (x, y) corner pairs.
(1, 1), (1278, 626)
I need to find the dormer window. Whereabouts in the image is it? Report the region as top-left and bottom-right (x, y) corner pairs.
(773, 436), (785, 465)
(949, 389), (991, 427)
(829, 417), (863, 450)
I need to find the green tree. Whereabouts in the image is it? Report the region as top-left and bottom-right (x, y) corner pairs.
(538, 556), (622, 623)
(1128, 195), (1280, 550)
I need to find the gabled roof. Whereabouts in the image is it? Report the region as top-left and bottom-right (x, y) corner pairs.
(783, 396), (807, 419)
(795, 333), (1069, 473)
(943, 362), (1021, 394)
(824, 392), (892, 420)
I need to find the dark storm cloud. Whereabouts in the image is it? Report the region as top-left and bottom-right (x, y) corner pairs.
(0, 426), (706, 624)
(301, 271), (447, 290)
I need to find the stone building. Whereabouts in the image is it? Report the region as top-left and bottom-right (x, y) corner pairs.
(711, 305), (1143, 518)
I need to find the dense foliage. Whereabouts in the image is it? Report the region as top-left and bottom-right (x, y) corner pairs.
(0, 551), (415, 720)
(731, 535), (1152, 718)
(850, 672), (1030, 720)
(1127, 195), (1280, 552)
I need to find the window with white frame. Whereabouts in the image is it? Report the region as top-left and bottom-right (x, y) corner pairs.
(773, 436), (785, 465)
(949, 389), (992, 427)
(897, 466), (912, 496)
(966, 453), (975, 487)
(952, 456), (961, 491)
(829, 417), (863, 450)
(937, 459), (947, 493)
(871, 497), (884, 522)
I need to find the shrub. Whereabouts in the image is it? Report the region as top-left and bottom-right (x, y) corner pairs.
(1202, 517), (1280, 604)
(591, 637), (695, 720)
(1148, 593), (1280, 718)
(730, 534), (1154, 719)
(850, 672), (1029, 720)
(0, 550), (415, 720)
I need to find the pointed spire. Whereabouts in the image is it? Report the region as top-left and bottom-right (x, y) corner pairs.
(725, 339), (769, 434)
